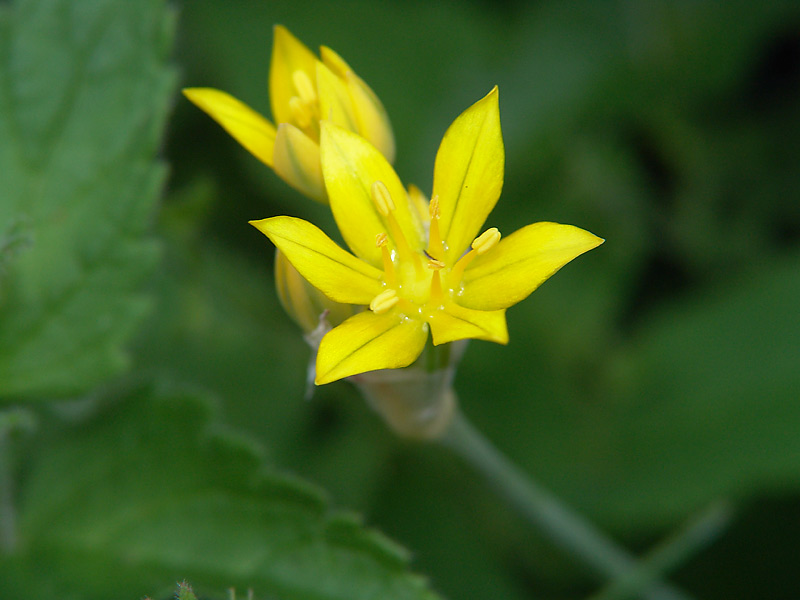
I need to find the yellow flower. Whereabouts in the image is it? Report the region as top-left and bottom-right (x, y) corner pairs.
(251, 88), (603, 385)
(183, 25), (394, 203)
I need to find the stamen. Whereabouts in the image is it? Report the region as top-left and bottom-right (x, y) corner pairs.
(288, 96), (313, 129)
(449, 228), (502, 285)
(429, 195), (440, 220)
(371, 181), (396, 216)
(376, 233), (397, 286)
(427, 258), (446, 270)
(429, 269), (444, 306)
(291, 70), (317, 105)
(427, 195), (443, 260)
(370, 180), (423, 274)
(370, 289), (399, 314)
(471, 227), (501, 255)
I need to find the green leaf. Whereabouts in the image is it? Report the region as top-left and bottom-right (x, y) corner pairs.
(0, 0), (175, 399)
(0, 385), (441, 600)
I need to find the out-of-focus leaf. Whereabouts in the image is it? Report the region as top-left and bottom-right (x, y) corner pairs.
(0, 0), (175, 399)
(0, 385), (441, 600)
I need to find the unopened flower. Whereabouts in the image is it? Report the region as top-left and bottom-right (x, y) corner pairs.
(183, 25), (394, 203)
(251, 87), (603, 385)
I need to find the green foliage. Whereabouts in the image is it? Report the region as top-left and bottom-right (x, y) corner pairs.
(0, 385), (439, 600)
(0, 0), (174, 399)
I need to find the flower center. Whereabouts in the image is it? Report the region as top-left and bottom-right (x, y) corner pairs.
(368, 181), (500, 318)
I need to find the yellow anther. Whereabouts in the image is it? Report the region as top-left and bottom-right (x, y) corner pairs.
(371, 180), (395, 216)
(291, 70), (317, 106)
(375, 232), (388, 248)
(427, 258), (446, 270)
(288, 96), (313, 129)
(471, 227), (501, 255)
(370, 289), (399, 314)
(429, 195), (440, 220)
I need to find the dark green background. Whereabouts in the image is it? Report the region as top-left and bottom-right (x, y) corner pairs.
(162, 1), (800, 598)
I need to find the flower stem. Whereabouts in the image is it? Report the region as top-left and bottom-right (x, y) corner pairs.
(589, 501), (733, 600)
(439, 408), (694, 600)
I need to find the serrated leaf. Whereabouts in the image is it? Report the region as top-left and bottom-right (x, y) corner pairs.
(0, 385), (441, 600)
(0, 0), (175, 399)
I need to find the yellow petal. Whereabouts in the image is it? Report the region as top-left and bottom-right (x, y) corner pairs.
(272, 123), (326, 203)
(459, 222), (604, 311)
(269, 25), (318, 126)
(320, 122), (425, 266)
(318, 45), (394, 161)
(183, 88), (276, 167)
(250, 216), (384, 305)
(275, 250), (356, 333)
(315, 311), (428, 384)
(428, 303), (508, 345)
(433, 87), (504, 264)
(316, 60), (359, 132)
(346, 72), (395, 163)
(319, 44), (352, 79)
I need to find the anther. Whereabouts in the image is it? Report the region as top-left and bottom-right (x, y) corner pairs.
(429, 195), (440, 220)
(288, 96), (313, 129)
(375, 232), (388, 248)
(370, 289), (399, 314)
(291, 70), (317, 106)
(449, 228), (501, 285)
(471, 227), (501, 255)
(427, 258), (446, 270)
(371, 180), (395, 216)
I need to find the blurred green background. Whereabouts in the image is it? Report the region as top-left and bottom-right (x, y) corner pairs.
(166, 0), (800, 596)
(2, 0), (800, 598)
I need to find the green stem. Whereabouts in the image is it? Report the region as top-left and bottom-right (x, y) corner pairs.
(439, 408), (693, 600)
(589, 501), (733, 600)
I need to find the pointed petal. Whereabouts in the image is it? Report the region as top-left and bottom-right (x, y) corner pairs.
(269, 25), (318, 126)
(433, 87), (504, 264)
(183, 88), (276, 166)
(319, 45), (395, 162)
(428, 303), (508, 345)
(459, 222), (604, 311)
(320, 122), (424, 266)
(316, 311), (428, 384)
(275, 250), (356, 333)
(272, 123), (326, 203)
(345, 70), (396, 163)
(316, 60), (359, 132)
(250, 216), (384, 305)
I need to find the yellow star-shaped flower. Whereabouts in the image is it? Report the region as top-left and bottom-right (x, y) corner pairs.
(252, 88), (603, 384)
(183, 25), (394, 203)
